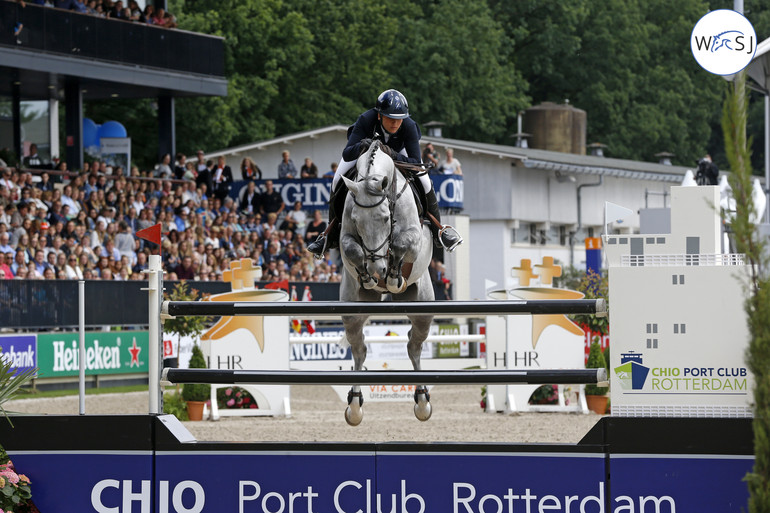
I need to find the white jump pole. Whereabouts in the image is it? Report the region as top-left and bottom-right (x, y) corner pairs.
(78, 280), (85, 415)
(288, 334), (486, 344)
(147, 254), (163, 414)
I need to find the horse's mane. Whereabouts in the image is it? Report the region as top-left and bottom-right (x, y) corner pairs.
(358, 141), (392, 197)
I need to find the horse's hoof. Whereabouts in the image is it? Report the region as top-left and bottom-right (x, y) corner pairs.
(345, 405), (363, 426)
(386, 276), (406, 294)
(414, 400), (432, 422)
(361, 278), (377, 290)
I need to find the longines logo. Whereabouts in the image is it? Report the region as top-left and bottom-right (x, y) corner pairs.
(691, 9), (756, 75)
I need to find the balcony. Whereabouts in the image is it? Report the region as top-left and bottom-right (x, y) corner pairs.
(0, 0), (226, 100)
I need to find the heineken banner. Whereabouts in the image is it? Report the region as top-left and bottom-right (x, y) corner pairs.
(37, 331), (149, 378)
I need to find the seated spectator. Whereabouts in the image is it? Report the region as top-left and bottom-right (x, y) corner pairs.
(300, 157), (318, 179)
(174, 255), (195, 280)
(239, 180), (260, 216)
(323, 162), (337, 179)
(259, 180), (284, 216)
(440, 148), (462, 175)
(304, 210), (326, 246)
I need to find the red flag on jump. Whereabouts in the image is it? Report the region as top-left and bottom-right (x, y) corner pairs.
(136, 223), (161, 254)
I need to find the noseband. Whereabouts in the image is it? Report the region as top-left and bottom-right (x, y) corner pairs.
(349, 145), (409, 265)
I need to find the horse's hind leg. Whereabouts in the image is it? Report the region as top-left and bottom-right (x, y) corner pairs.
(407, 314), (433, 421)
(343, 313), (369, 426)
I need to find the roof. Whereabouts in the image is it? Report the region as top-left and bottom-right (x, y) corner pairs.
(210, 125), (692, 183)
(422, 136), (690, 183)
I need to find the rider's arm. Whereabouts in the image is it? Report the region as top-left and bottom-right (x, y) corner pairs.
(342, 112), (375, 162)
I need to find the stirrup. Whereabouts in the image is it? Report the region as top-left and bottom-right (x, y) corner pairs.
(439, 225), (463, 252)
(307, 235), (327, 259)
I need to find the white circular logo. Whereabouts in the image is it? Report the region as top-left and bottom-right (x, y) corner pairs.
(691, 9), (756, 75)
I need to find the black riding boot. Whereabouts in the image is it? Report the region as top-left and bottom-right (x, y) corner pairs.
(425, 190), (462, 251)
(307, 184), (347, 258)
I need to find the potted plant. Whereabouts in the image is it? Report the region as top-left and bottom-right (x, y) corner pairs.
(163, 282), (211, 421)
(584, 339), (609, 414)
(0, 347), (37, 512)
(181, 344), (210, 421)
(163, 282), (210, 369)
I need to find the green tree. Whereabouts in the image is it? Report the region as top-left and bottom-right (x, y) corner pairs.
(723, 71), (770, 513)
(392, 0), (528, 142)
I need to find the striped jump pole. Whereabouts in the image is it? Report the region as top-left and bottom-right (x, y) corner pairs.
(163, 299), (607, 318)
(161, 368), (609, 386)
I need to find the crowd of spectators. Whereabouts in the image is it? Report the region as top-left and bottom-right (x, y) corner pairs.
(0, 151), (343, 284)
(14, 0), (178, 28)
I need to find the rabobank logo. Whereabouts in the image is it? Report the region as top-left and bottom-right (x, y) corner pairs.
(691, 9), (756, 75)
(614, 351), (649, 390)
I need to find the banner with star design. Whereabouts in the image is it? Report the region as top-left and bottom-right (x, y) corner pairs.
(36, 331), (149, 377)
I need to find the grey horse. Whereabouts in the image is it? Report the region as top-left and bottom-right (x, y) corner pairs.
(338, 141), (435, 426)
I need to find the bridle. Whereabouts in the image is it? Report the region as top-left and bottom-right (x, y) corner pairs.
(349, 143), (410, 269)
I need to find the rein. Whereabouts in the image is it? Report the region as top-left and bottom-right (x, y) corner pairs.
(349, 144), (410, 264)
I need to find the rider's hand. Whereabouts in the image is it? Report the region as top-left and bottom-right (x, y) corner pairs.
(357, 138), (374, 154)
(380, 144), (398, 160)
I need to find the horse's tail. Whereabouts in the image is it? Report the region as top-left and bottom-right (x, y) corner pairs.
(338, 333), (350, 349)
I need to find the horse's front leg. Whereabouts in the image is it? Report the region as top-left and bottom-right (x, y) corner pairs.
(386, 226), (421, 294)
(343, 314), (369, 426)
(407, 314), (434, 421)
(341, 233), (378, 289)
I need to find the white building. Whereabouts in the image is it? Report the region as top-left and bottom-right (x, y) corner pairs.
(210, 125), (696, 300)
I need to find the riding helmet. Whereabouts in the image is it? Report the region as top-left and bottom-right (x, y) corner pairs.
(375, 89), (409, 119)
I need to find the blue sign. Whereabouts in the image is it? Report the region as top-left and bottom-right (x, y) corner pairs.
(229, 175), (464, 211)
(0, 334), (37, 376)
(154, 451), (604, 512)
(6, 446), (753, 512)
(611, 455), (752, 511)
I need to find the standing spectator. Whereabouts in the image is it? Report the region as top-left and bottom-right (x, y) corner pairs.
(174, 153), (187, 179)
(300, 157), (318, 179)
(156, 153), (173, 179)
(196, 158), (214, 194)
(23, 143), (43, 168)
(422, 142), (440, 173)
(440, 148), (462, 175)
(240, 157), (262, 181)
(278, 151), (297, 179)
(259, 180), (284, 216)
(696, 154), (719, 186)
(211, 156), (233, 202)
(114, 220), (136, 261)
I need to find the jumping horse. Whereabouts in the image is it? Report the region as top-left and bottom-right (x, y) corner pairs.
(338, 140), (435, 426)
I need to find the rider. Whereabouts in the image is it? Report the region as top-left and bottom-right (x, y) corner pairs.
(307, 89), (462, 258)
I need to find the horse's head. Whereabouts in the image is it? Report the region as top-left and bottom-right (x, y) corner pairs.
(342, 143), (396, 281)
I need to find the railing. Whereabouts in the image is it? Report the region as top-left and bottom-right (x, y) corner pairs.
(621, 253), (745, 267)
(0, 0), (225, 77)
(0, 280), (341, 329)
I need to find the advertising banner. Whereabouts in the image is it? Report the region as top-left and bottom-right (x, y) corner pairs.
(0, 334), (37, 376)
(610, 266), (752, 413)
(229, 174), (464, 211)
(155, 451), (605, 513)
(36, 331), (149, 378)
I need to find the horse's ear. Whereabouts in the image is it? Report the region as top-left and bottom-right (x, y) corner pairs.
(342, 176), (360, 195)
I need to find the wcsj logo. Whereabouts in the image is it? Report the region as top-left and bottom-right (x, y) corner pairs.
(691, 9), (756, 75)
